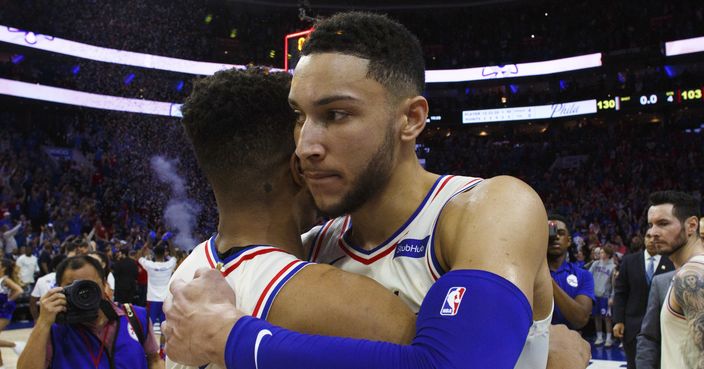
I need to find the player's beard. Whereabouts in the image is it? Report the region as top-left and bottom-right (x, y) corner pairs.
(658, 226), (688, 257)
(321, 123), (396, 218)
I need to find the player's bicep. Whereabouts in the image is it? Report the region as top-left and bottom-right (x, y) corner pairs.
(266, 263), (415, 344)
(672, 263), (704, 351)
(437, 176), (548, 300)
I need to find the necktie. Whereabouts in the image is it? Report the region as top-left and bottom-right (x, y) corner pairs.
(646, 257), (655, 285)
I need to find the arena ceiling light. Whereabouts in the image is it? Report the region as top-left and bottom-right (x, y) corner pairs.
(1, 25), (600, 82)
(0, 78), (183, 117)
(665, 36), (704, 57)
(0, 26), (257, 76)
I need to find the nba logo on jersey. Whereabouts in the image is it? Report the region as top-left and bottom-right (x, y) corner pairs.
(440, 287), (466, 316)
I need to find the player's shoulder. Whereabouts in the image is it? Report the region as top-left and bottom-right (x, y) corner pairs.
(446, 175), (541, 210)
(169, 241), (209, 283)
(676, 257), (704, 277)
(440, 175), (544, 228)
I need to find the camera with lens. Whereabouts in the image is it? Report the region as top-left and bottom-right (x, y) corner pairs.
(548, 221), (558, 244)
(55, 280), (103, 324)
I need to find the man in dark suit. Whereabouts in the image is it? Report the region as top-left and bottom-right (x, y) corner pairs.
(635, 270), (676, 369)
(112, 247), (139, 304)
(613, 231), (675, 369)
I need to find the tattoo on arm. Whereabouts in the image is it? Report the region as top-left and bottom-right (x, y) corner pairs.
(673, 265), (704, 368)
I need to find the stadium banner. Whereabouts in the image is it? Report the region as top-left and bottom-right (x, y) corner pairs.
(0, 78), (183, 117)
(462, 99), (597, 124)
(426, 53), (602, 83)
(665, 36), (704, 57)
(1, 25), (600, 82)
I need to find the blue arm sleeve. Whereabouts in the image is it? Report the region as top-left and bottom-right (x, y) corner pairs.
(225, 269), (532, 369)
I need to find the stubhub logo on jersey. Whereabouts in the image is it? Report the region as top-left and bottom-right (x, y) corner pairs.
(440, 287), (466, 316)
(394, 236), (429, 259)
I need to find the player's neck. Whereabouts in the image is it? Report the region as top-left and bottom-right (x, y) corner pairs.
(347, 162), (439, 250)
(670, 237), (704, 268)
(216, 207), (304, 259)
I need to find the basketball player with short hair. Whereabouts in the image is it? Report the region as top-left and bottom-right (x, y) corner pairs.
(166, 67), (417, 369)
(647, 191), (704, 369)
(164, 12), (585, 369)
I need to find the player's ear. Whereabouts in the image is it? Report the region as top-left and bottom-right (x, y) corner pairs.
(290, 154), (305, 187)
(686, 215), (699, 237)
(399, 96), (428, 142)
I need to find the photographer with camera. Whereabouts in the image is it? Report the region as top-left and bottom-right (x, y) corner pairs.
(18, 255), (162, 369)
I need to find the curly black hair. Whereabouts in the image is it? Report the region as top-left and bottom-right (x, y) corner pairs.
(181, 68), (295, 197)
(302, 11), (425, 98)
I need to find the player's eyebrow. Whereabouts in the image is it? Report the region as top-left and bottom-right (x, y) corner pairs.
(289, 94), (359, 108)
(313, 95), (359, 106)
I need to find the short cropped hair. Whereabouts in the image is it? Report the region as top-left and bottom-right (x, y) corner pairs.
(56, 255), (106, 285)
(181, 68), (295, 196)
(648, 191), (700, 223)
(302, 11), (425, 98)
(548, 213), (571, 233)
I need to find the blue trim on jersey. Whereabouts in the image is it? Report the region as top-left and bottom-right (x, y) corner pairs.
(428, 178), (483, 278)
(259, 262), (309, 320)
(207, 236), (273, 265)
(341, 175), (448, 256)
(329, 255), (346, 266)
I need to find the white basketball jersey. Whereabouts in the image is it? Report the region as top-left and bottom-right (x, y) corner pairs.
(303, 174), (551, 369)
(661, 255), (704, 369)
(166, 237), (310, 369)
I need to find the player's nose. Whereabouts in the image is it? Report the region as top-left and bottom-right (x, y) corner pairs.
(295, 120), (326, 162)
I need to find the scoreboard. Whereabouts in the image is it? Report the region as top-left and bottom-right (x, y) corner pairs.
(596, 87), (703, 112)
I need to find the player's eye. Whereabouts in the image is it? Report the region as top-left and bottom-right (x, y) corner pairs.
(325, 110), (349, 122)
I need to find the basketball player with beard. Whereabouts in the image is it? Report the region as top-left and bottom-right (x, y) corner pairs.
(163, 12), (589, 369)
(647, 191), (704, 369)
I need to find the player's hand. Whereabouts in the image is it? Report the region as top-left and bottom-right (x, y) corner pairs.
(547, 324), (590, 369)
(37, 287), (66, 328)
(613, 322), (625, 339)
(162, 268), (243, 367)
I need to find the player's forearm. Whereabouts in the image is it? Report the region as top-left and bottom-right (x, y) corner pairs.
(552, 280), (590, 328)
(226, 270), (531, 369)
(267, 264), (415, 344)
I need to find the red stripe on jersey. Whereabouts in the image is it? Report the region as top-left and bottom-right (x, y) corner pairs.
(666, 296), (686, 320)
(426, 253), (440, 281)
(461, 178), (482, 191)
(430, 175), (455, 203)
(338, 239), (397, 265)
(205, 241), (216, 269)
(311, 220), (335, 262)
(251, 259), (300, 317)
(221, 248), (287, 276)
